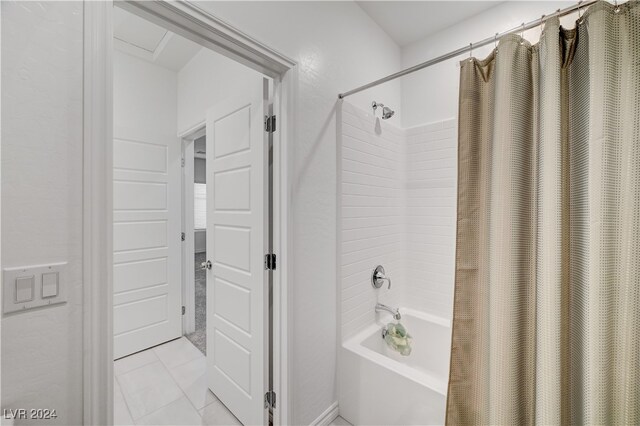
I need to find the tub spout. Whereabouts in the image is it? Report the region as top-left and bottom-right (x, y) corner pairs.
(375, 303), (401, 320)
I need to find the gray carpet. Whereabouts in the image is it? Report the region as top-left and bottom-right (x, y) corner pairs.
(186, 252), (207, 354)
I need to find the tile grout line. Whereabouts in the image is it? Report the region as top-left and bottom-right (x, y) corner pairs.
(166, 359), (212, 417)
(152, 339), (211, 420)
(114, 350), (160, 378)
(148, 343), (199, 420)
(115, 337), (211, 424)
(130, 361), (190, 424)
(116, 341), (197, 424)
(114, 374), (136, 425)
(119, 360), (179, 424)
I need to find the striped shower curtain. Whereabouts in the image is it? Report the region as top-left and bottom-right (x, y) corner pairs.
(446, 1), (639, 424)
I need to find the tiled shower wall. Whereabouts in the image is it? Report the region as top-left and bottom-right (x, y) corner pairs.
(339, 102), (457, 340)
(405, 119), (457, 319)
(339, 102), (406, 340)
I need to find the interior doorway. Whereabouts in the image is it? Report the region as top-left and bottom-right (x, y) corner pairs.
(110, 4), (281, 425)
(190, 135), (208, 353)
(183, 133), (208, 354)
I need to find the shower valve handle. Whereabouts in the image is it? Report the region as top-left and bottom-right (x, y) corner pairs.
(372, 265), (391, 289)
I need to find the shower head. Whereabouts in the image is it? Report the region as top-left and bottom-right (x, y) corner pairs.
(372, 101), (395, 120)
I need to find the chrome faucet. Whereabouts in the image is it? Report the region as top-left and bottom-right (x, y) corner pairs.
(375, 303), (401, 320)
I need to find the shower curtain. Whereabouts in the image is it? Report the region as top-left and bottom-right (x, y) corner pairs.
(446, 2), (639, 425)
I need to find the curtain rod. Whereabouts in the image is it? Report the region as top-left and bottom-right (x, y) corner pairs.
(338, 0), (599, 99)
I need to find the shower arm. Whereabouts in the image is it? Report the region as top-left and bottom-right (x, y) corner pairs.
(338, 0), (598, 99)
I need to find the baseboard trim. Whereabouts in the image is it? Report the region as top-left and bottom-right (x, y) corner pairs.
(310, 401), (339, 426)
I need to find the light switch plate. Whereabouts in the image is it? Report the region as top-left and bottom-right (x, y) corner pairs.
(15, 276), (35, 302)
(3, 263), (67, 314)
(42, 272), (59, 298)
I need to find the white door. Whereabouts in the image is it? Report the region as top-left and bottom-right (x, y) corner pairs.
(113, 126), (182, 359)
(206, 77), (269, 426)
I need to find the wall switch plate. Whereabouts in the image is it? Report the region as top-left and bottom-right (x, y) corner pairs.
(15, 276), (35, 302)
(3, 263), (67, 314)
(41, 272), (59, 298)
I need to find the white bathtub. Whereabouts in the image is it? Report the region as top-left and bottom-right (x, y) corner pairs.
(338, 309), (451, 425)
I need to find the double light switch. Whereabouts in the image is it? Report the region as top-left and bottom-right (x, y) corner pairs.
(3, 263), (66, 314)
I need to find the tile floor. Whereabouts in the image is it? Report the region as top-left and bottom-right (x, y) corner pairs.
(114, 337), (241, 425)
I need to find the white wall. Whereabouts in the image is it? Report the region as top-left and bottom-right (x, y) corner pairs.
(405, 120), (457, 319)
(194, 158), (206, 253)
(177, 47), (261, 135)
(194, 230), (206, 254)
(114, 50), (177, 137)
(1, 3), (84, 424)
(339, 101), (406, 340)
(191, 2), (403, 424)
(194, 158), (206, 184)
(401, 1), (576, 127)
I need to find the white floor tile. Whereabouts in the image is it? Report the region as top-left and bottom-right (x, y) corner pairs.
(168, 357), (217, 410)
(136, 396), (202, 426)
(113, 338), (235, 425)
(168, 356), (206, 389)
(113, 380), (135, 426)
(185, 381), (218, 412)
(118, 361), (183, 420)
(114, 348), (159, 376)
(199, 400), (241, 426)
(155, 337), (204, 370)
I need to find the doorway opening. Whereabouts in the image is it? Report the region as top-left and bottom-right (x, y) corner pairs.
(185, 135), (207, 354)
(109, 4), (284, 425)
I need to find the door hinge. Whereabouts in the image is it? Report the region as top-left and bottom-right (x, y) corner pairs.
(264, 253), (276, 270)
(264, 115), (276, 133)
(182, 306), (186, 315)
(181, 232), (186, 242)
(264, 390), (276, 410)
(181, 158), (185, 167)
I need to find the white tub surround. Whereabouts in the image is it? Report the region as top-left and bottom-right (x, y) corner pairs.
(339, 309), (451, 425)
(339, 101), (456, 341)
(404, 120), (457, 318)
(339, 101), (406, 341)
(338, 101), (456, 425)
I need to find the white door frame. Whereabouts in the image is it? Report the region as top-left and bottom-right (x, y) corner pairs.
(83, 2), (296, 424)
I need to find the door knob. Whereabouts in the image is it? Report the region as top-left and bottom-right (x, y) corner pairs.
(201, 260), (212, 270)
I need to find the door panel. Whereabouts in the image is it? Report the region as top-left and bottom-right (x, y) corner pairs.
(206, 77), (268, 426)
(113, 127), (182, 359)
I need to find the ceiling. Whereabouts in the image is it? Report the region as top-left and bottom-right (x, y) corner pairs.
(113, 7), (202, 71)
(114, 2), (503, 69)
(357, 1), (503, 47)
